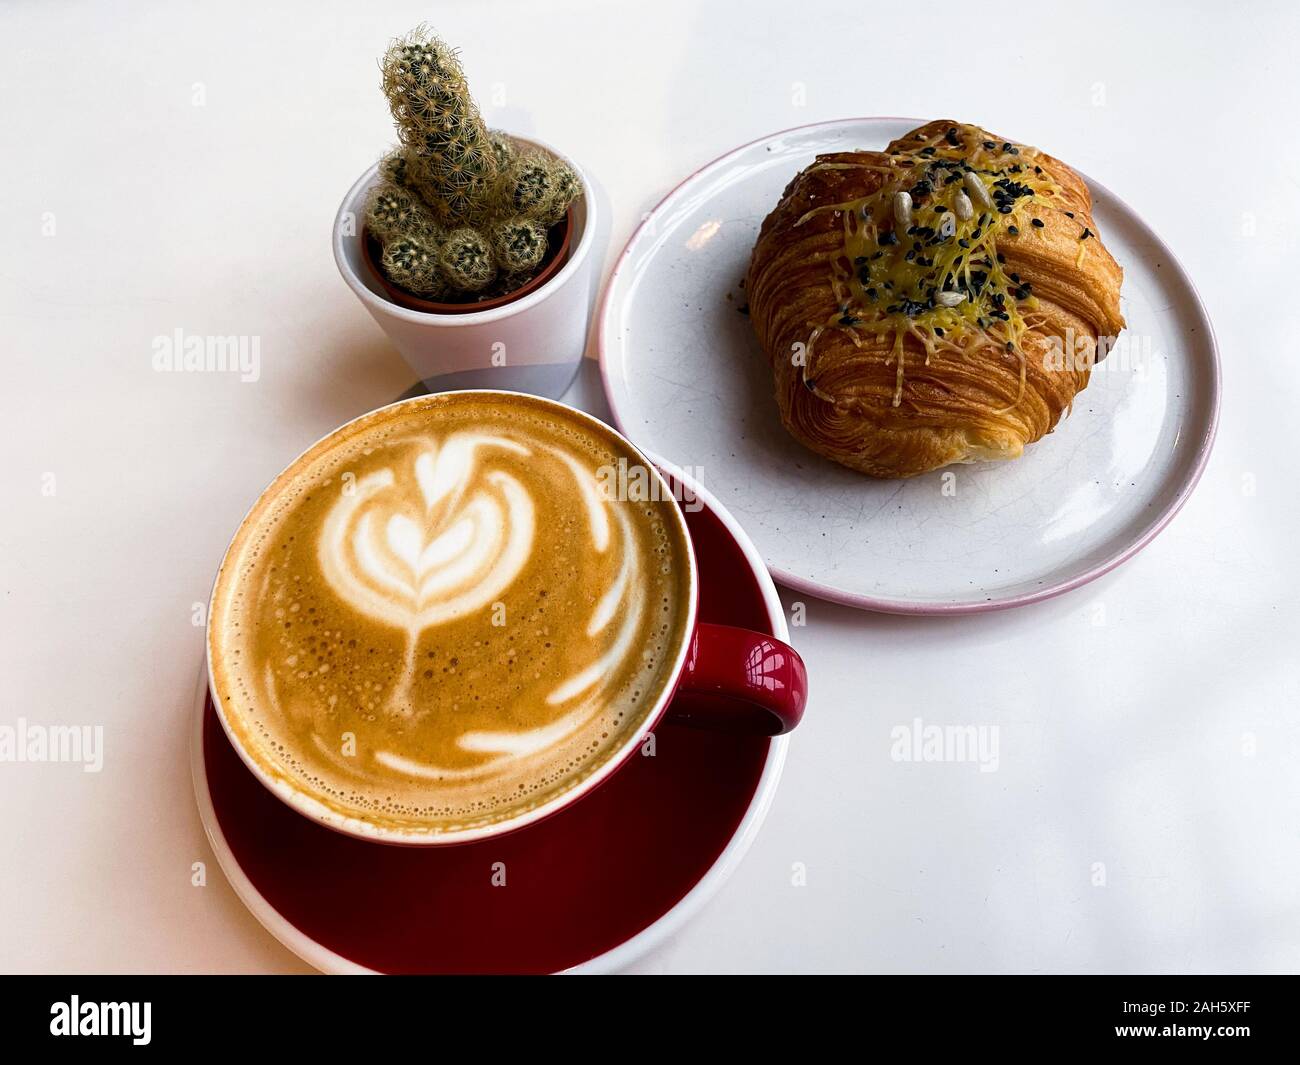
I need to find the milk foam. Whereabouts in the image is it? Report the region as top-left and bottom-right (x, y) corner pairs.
(208, 394), (692, 836)
(318, 436), (535, 632)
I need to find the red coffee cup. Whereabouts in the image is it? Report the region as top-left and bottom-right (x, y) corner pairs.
(208, 392), (807, 845)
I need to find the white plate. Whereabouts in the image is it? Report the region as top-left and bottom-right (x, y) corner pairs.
(598, 118), (1220, 614)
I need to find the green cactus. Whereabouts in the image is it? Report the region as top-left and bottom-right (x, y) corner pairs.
(439, 227), (496, 292)
(491, 217), (548, 274)
(487, 130), (517, 172)
(502, 154), (552, 215)
(368, 27), (583, 302)
(382, 29), (496, 226)
(542, 159), (579, 225)
(365, 184), (416, 239)
(366, 182), (440, 242)
(391, 41), (447, 88)
(381, 237), (448, 299)
(378, 150), (412, 188)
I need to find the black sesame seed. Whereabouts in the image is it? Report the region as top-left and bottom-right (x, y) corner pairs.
(1031, 218), (1045, 228)
(879, 230), (899, 246)
(1007, 225), (1019, 236)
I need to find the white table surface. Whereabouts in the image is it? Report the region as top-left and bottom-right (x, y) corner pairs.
(2, 0), (1295, 975)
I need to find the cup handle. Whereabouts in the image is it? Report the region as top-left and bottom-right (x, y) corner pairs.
(666, 623), (807, 736)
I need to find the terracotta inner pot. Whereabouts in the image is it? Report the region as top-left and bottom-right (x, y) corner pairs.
(362, 207), (575, 315)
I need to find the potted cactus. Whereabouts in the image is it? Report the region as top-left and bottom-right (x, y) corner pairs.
(364, 31), (582, 309)
(334, 28), (597, 398)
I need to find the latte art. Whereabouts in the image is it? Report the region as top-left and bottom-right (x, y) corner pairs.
(208, 393), (693, 836)
(318, 433), (537, 723)
(319, 436), (535, 633)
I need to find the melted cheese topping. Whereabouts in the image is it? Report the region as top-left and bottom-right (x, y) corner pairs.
(796, 123), (1066, 409)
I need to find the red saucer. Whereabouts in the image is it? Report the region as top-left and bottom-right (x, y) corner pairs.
(197, 474), (783, 973)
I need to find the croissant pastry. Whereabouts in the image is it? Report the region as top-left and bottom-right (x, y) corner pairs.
(746, 120), (1124, 478)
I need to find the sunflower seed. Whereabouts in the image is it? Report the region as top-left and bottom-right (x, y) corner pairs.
(934, 291), (966, 307)
(963, 172), (992, 211)
(953, 191), (974, 221)
(893, 191), (913, 228)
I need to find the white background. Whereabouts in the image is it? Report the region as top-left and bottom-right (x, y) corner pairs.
(1, 0), (1295, 973)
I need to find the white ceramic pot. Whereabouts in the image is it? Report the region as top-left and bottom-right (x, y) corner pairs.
(332, 135), (597, 399)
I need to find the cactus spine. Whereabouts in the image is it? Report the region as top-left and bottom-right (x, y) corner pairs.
(369, 28), (582, 302)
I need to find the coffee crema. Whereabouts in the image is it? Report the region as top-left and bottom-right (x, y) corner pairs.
(208, 392), (694, 836)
